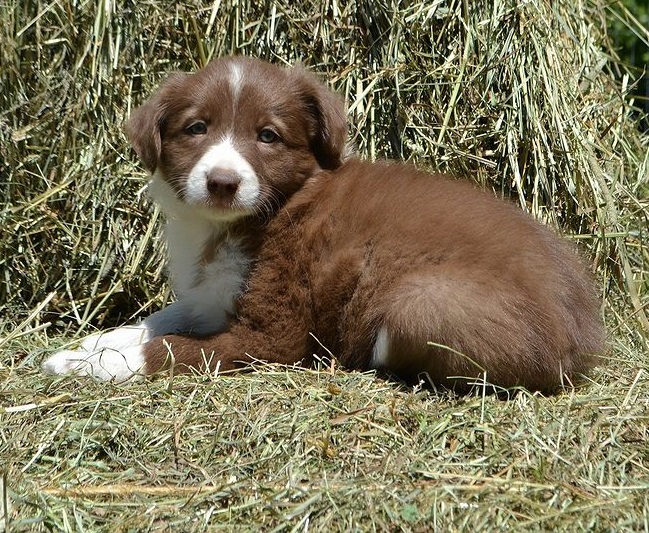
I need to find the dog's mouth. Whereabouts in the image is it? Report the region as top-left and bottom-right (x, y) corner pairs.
(179, 183), (260, 220)
(183, 190), (250, 213)
(204, 194), (250, 213)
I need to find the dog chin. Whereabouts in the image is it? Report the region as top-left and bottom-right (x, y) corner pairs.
(176, 192), (251, 219)
(191, 202), (253, 222)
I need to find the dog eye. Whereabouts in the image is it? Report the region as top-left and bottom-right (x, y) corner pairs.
(186, 121), (207, 135)
(258, 129), (279, 143)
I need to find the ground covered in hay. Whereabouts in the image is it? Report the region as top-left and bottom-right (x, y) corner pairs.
(1, 0), (648, 530)
(2, 361), (648, 531)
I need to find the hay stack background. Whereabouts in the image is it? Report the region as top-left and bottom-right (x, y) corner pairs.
(1, 0), (648, 530)
(1, 0), (647, 333)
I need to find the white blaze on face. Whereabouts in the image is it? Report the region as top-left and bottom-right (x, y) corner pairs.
(229, 63), (244, 103)
(184, 138), (260, 209)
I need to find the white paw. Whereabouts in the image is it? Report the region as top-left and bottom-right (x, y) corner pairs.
(79, 325), (151, 352)
(42, 345), (145, 382)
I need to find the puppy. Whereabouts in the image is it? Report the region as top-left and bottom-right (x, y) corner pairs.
(43, 57), (604, 392)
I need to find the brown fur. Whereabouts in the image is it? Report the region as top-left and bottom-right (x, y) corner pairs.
(132, 58), (603, 393)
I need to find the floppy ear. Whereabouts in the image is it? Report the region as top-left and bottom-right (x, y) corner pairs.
(125, 73), (188, 172)
(293, 67), (348, 170)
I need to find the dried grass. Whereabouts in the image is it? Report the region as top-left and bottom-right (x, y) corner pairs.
(1, 0), (648, 530)
(3, 362), (649, 531)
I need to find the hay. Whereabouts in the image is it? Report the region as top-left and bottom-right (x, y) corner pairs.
(1, 0), (647, 333)
(1, 0), (648, 529)
(3, 364), (649, 530)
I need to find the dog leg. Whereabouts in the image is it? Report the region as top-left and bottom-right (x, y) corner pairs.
(41, 301), (211, 380)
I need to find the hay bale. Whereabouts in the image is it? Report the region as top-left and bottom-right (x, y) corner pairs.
(0, 0), (646, 332)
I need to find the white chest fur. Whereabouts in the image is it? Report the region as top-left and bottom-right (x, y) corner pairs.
(149, 174), (253, 335)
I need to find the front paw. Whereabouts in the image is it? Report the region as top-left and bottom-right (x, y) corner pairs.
(42, 346), (145, 382)
(79, 325), (151, 352)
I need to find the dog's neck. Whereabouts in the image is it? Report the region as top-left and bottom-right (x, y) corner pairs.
(147, 172), (265, 300)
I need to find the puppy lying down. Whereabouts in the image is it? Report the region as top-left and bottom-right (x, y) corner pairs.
(43, 57), (604, 393)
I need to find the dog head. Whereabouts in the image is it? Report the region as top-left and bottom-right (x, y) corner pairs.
(126, 57), (347, 219)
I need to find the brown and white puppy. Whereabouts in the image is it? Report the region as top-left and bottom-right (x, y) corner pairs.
(43, 57), (604, 392)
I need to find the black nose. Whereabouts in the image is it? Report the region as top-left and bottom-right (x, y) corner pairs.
(206, 169), (241, 203)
